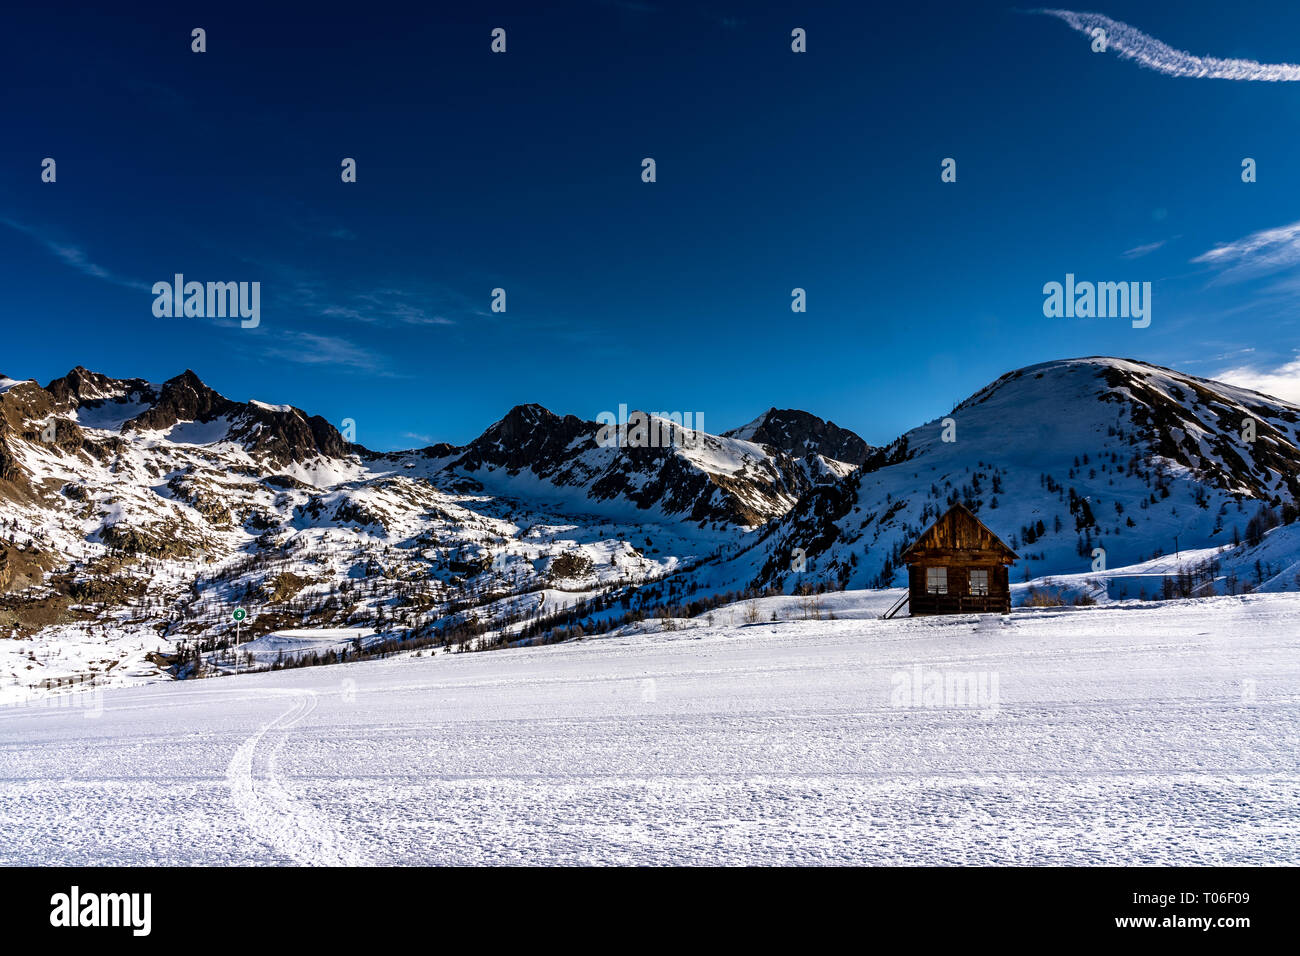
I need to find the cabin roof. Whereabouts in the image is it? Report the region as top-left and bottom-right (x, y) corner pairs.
(900, 503), (1019, 563)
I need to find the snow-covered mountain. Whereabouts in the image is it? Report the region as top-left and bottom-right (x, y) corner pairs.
(401, 400), (857, 527)
(2, 356), (1298, 701)
(714, 357), (1300, 593)
(725, 407), (876, 466)
(0, 367), (866, 697)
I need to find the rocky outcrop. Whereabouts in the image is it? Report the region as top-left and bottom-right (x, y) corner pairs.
(724, 408), (874, 466)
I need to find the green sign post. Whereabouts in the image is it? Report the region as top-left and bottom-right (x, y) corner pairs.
(232, 608), (247, 674)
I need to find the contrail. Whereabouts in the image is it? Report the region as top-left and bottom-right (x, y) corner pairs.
(1034, 9), (1300, 81)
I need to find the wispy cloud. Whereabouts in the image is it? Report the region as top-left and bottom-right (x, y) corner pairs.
(1, 217), (151, 291)
(1182, 346), (1255, 368)
(321, 289), (455, 327)
(1122, 239), (1167, 259)
(1034, 9), (1300, 81)
(1215, 355), (1300, 404)
(261, 331), (398, 376)
(1192, 219), (1300, 283)
(233, 256), (468, 328)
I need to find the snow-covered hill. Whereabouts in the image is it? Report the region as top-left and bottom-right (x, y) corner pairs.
(712, 357), (1300, 594)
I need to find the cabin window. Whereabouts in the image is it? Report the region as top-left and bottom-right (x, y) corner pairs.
(969, 569), (989, 596)
(926, 567), (948, 594)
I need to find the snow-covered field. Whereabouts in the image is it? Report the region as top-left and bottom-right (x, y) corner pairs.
(212, 627), (379, 669)
(1, 591), (1297, 865)
(0, 621), (172, 707)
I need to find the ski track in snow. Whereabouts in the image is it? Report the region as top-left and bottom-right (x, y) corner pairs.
(1, 592), (1298, 865)
(225, 689), (371, 867)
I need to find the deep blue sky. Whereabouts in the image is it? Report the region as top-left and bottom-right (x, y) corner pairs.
(4, 0), (1300, 448)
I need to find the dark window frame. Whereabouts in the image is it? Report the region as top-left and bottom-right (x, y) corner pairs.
(926, 566), (948, 594)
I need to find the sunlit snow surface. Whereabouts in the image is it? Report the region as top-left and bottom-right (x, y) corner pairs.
(1, 590), (1297, 865)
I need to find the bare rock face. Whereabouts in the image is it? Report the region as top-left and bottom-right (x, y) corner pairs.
(452, 404), (592, 475)
(725, 408), (876, 466)
(0, 380), (57, 491)
(124, 370), (234, 433)
(45, 366), (155, 410)
(229, 404), (355, 467)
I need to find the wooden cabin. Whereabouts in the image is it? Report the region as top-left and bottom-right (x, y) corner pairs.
(901, 504), (1018, 615)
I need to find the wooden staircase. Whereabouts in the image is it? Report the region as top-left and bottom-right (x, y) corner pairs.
(881, 592), (910, 620)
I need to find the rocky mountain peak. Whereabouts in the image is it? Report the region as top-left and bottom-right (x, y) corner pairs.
(725, 407), (874, 466)
(44, 367), (153, 409)
(123, 370), (234, 433)
(458, 404), (591, 473)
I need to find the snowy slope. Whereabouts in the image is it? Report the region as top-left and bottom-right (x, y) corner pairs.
(1, 590), (1296, 865)
(710, 357), (1300, 594)
(1008, 518), (1300, 605)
